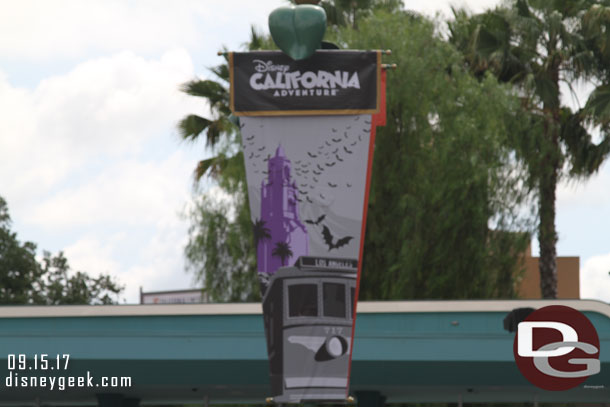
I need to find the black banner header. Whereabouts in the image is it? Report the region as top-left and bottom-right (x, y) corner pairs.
(230, 50), (380, 116)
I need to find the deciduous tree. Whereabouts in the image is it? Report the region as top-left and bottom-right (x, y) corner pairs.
(0, 196), (123, 305)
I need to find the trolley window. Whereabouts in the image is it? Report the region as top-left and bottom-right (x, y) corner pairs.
(323, 282), (346, 318)
(288, 284), (318, 317)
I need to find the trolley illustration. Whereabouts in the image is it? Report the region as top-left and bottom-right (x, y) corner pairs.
(262, 256), (358, 403)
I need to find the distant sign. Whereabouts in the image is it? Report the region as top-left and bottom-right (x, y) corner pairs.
(140, 289), (205, 305)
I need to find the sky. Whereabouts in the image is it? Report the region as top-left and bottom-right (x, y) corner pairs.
(0, 0), (608, 304)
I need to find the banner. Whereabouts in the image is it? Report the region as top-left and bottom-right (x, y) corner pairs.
(231, 50), (385, 403)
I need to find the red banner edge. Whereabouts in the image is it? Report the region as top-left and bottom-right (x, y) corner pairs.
(346, 68), (386, 397)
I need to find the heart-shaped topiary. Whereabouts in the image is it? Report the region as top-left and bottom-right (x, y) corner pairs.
(268, 5), (327, 61)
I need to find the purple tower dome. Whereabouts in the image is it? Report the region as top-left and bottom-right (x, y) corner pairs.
(257, 145), (308, 274)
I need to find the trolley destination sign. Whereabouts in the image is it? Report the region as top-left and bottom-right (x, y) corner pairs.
(230, 50), (380, 116)
(296, 256), (358, 272)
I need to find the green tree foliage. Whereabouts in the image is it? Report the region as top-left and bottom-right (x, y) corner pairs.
(329, 12), (532, 299)
(449, 0), (610, 298)
(39, 251), (123, 305)
(181, 9), (534, 301)
(0, 196), (123, 305)
(0, 197), (44, 304)
(184, 194), (259, 302)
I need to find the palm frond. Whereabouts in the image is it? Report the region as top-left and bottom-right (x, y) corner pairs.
(180, 80), (228, 111)
(585, 84), (610, 125)
(178, 115), (212, 142)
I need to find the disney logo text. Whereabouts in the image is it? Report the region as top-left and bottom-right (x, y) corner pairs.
(253, 59), (290, 73)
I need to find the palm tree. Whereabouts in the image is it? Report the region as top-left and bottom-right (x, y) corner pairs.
(450, 0), (610, 298)
(178, 27), (271, 182)
(252, 218), (272, 248)
(272, 241), (293, 267)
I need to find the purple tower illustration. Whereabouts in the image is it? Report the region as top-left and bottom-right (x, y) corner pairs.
(257, 145), (308, 275)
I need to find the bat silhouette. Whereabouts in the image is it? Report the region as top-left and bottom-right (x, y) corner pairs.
(346, 126), (351, 130)
(364, 120), (371, 125)
(317, 164), (324, 171)
(249, 141), (255, 145)
(258, 146), (266, 151)
(313, 170), (321, 175)
(354, 116), (360, 121)
(344, 132), (349, 139)
(344, 146), (353, 154)
(305, 214), (326, 225)
(301, 170), (309, 174)
(246, 135), (255, 140)
(328, 182), (337, 188)
(313, 176), (318, 182)
(350, 141), (357, 146)
(325, 162), (336, 167)
(335, 154), (343, 162)
(306, 196), (313, 203)
(299, 189), (307, 195)
(264, 155), (270, 162)
(307, 152), (317, 158)
(255, 154), (261, 158)
(295, 160), (302, 164)
(358, 135), (362, 141)
(262, 170), (268, 175)
(332, 128), (337, 132)
(332, 148), (338, 154)
(326, 141), (332, 146)
(240, 122), (246, 129)
(249, 152), (254, 159)
(347, 183), (352, 187)
(296, 197), (303, 202)
(332, 138), (342, 143)
(300, 183), (308, 188)
(321, 225), (354, 251)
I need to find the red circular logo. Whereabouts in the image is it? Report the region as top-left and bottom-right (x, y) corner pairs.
(513, 305), (600, 391)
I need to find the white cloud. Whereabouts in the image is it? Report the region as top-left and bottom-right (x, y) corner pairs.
(34, 49), (197, 156)
(62, 235), (122, 277)
(557, 164), (610, 209)
(581, 253), (610, 303)
(0, 1), (200, 60)
(26, 152), (194, 229)
(121, 222), (195, 304)
(62, 218), (195, 304)
(0, 0), (285, 61)
(0, 46), (216, 304)
(0, 48), (203, 207)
